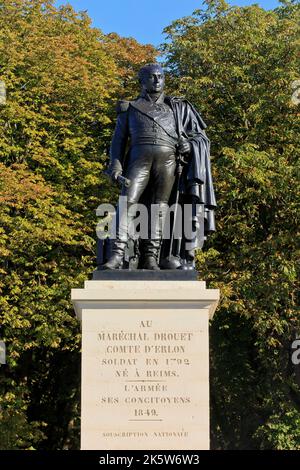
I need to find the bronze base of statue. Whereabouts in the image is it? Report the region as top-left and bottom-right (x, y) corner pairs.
(92, 269), (198, 281)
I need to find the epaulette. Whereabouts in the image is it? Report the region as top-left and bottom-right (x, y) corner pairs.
(116, 100), (130, 114)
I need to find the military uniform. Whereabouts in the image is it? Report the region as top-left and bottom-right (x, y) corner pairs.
(103, 89), (216, 270)
(111, 91), (178, 205)
(107, 91), (181, 268)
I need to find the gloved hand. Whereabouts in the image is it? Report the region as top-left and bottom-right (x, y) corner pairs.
(177, 138), (191, 155)
(109, 159), (123, 183)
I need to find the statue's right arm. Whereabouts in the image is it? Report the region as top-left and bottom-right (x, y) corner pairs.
(108, 101), (129, 182)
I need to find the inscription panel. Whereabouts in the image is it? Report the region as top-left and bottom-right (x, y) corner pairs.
(81, 308), (209, 450)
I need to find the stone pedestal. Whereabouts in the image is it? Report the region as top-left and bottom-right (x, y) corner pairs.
(72, 279), (219, 450)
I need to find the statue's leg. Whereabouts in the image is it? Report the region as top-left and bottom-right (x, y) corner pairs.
(102, 146), (152, 270)
(140, 146), (176, 270)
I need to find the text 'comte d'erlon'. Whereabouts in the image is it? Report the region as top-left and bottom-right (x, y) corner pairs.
(97, 331), (194, 342)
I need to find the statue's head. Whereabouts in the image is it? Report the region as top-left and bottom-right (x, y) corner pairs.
(138, 63), (165, 94)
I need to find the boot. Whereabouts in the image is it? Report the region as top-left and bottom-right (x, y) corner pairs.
(140, 202), (168, 270)
(142, 256), (160, 270)
(101, 198), (132, 270)
(140, 241), (160, 270)
(101, 240), (126, 270)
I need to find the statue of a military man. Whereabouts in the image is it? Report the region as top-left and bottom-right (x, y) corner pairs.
(101, 63), (216, 271)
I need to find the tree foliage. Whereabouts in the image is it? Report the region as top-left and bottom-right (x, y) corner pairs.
(0, 0), (156, 449)
(162, 0), (300, 449)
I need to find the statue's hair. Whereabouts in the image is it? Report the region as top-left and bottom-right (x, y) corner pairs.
(138, 63), (164, 82)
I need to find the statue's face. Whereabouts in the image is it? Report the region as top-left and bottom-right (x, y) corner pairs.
(141, 70), (165, 94)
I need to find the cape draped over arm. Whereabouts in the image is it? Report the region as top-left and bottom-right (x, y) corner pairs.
(169, 97), (217, 239)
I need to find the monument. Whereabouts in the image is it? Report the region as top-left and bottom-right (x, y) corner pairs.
(72, 63), (219, 450)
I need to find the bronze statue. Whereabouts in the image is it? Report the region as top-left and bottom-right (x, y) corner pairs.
(100, 63), (216, 272)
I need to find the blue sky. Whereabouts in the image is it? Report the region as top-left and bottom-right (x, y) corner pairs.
(55, 0), (280, 46)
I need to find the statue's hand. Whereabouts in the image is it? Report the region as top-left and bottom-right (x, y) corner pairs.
(109, 159), (123, 183)
(177, 139), (192, 155)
